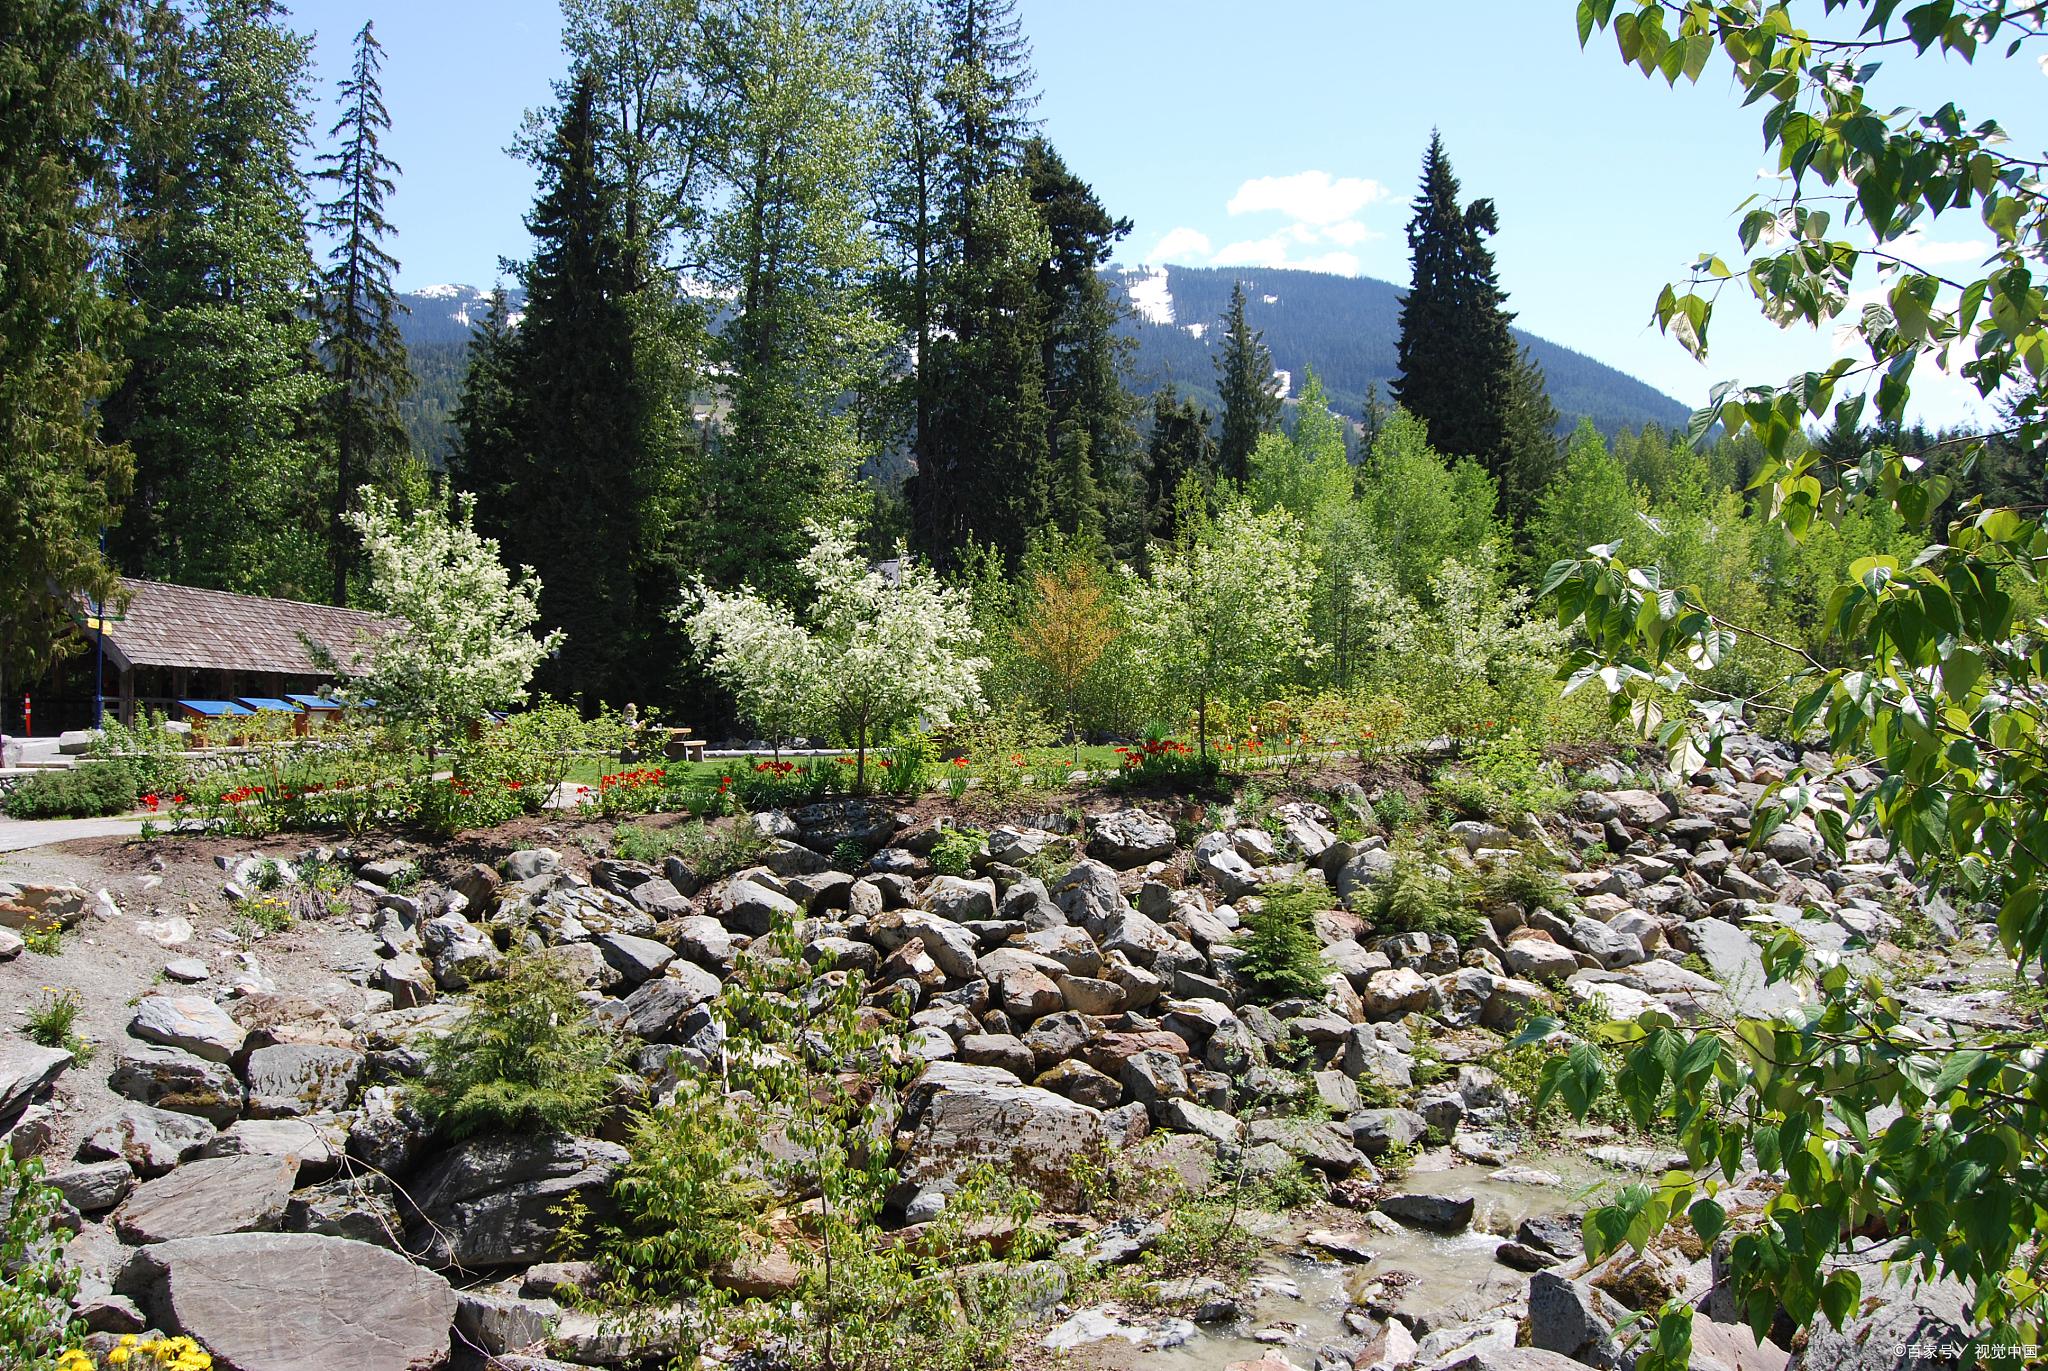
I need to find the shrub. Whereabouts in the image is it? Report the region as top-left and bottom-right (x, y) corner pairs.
(612, 823), (675, 865)
(1, 1152), (78, 1360)
(87, 712), (190, 795)
(1371, 855), (1482, 943)
(929, 826), (987, 877)
(673, 820), (766, 882)
(1108, 730), (1223, 791)
(1235, 883), (1332, 1001)
(422, 955), (619, 1139)
(1, 761), (140, 819)
(1432, 726), (1568, 821)
(1475, 857), (1570, 916)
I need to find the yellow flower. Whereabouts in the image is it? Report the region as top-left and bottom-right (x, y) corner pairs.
(109, 1351), (130, 1366)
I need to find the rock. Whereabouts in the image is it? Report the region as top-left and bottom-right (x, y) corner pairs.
(1515, 1213), (1584, 1261)
(109, 1043), (245, 1125)
(1041, 1307), (1195, 1352)
(1362, 967), (1431, 1018)
(1088, 809), (1177, 867)
(1689, 918), (1803, 1015)
(0, 927), (20, 961)
(1568, 978), (1662, 1023)
(1568, 916), (1645, 969)
(504, 848), (561, 881)
(789, 798), (897, 853)
(1120, 1049), (1191, 1109)
(606, 964), (724, 1041)
(285, 1176), (405, 1249)
(1502, 935), (1582, 983)
(0, 1041), (73, 1127)
(203, 1119), (339, 1181)
(959, 1033), (1036, 1080)
(347, 1086), (430, 1175)
(1606, 789), (1674, 830)
(1377, 1191), (1475, 1232)
(923, 875), (998, 922)
(1057, 974), (1124, 1016)
(718, 877), (801, 935)
(0, 882), (88, 930)
(1159, 1097), (1240, 1146)
(1527, 1270), (1627, 1370)
(114, 1153), (298, 1243)
(1034, 1059), (1124, 1110)
(1247, 1116), (1364, 1174)
(1437, 1351), (1594, 1371)
(120, 1231), (458, 1371)
(1052, 859), (1125, 930)
(44, 1160), (136, 1214)
(1691, 1317), (1789, 1371)
(129, 995), (246, 1064)
(162, 956), (210, 983)
(896, 1062), (1108, 1209)
(1193, 832), (1261, 897)
(242, 1044), (364, 1118)
(405, 1132), (629, 1269)
(1354, 1318), (1419, 1371)
(1336, 846), (1397, 902)
(594, 931), (676, 986)
(872, 909), (981, 979)
(135, 916), (196, 947)
(1789, 1261), (1969, 1371)
(77, 1105), (216, 1177)
(1450, 820), (1515, 852)
(1496, 1240), (1560, 1270)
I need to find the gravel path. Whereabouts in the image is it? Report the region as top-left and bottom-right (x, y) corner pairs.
(0, 816), (151, 853)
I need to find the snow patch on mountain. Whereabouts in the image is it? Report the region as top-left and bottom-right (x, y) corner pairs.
(1125, 267), (1174, 326)
(1183, 322), (1206, 340)
(413, 283), (472, 301)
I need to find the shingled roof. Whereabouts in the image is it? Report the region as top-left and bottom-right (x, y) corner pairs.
(82, 579), (391, 676)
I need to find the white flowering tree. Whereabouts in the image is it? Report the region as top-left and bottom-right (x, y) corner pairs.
(1124, 500), (1323, 755)
(339, 489), (562, 749)
(681, 520), (984, 789)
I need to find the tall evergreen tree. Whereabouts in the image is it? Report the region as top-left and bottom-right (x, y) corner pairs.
(698, 0), (888, 597)
(0, 0), (136, 710)
(493, 70), (649, 705)
(105, 0), (331, 598)
(1142, 385), (1215, 541)
(1498, 343), (1562, 530)
(1392, 132), (1517, 485)
(448, 285), (522, 515)
(1025, 138), (1134, 546)
(313, 20), (411, 605)
(908, 0), (1048, 566)
(1214, 281), (1280, 484)
(875, 0), (947, 489)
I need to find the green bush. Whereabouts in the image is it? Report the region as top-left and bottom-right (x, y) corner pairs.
(423, 955), (619, 1139)
(88, 712), (190, 795)
(1, 761), (140, 819)
(1431, 726), (1567, 821)
(1236, 882), (1333, 1001)
(929, 826), (987, 877)
(0, 1151), (78, 1358)
(1371, 854), (1482, 943)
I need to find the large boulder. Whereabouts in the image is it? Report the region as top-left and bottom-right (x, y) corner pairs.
(113, 1153), (298, 1244)
(110, 1043), (245, 1125)
(404, 1132), (628, 1270)
(1528, 1270), (1628, 1370)
(1192, 833), (1260, 898)
(1088, 809), (1177, 868)
(871, 910), (981, 980)
(242, 1044), (364, 1118)
(602, 963), (724, 1041)
(896, 1062), (1107, 1209)
(1052, 860), (1125, 932)
(717, 878), (801, 936)
(120, 1231), (457, 1371)
(922, 875), (998, 923)
(77, 1105), (216, 1177)
(129, 995), (246, 1063)
(0, 1042), (73, 1128)
(789, 799), (898, 854)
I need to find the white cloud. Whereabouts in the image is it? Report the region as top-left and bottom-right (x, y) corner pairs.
(1227, 171), (1387, 225)
(1211, 234), (1358, 276)
(1880, 229), (1990, 267)
(1147, 226), (1212, 263)
(1321, 220), (1376, 247)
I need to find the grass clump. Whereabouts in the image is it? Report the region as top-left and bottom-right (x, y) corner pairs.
(1236, 882), (1333, 1002)
(1431, 727), (1568, 821)
(233, 892), (293, 936)
(423, 954), (618, 1139)
(25, 987), (93, 1064)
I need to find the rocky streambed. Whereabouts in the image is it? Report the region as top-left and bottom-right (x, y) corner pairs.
(0, 731), (2019, 1371)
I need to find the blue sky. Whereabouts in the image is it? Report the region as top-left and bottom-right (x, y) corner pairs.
(292, 0), (2044, 426)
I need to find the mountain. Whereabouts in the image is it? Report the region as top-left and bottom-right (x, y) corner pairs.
(1107, 263), (1690, 438)
(392, 269), (1690, 469)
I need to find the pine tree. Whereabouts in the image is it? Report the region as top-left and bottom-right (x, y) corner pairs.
(1498, 344), (1562, 531)
(314, 20), (411, 605)
(448, 285), (523, 523)
(1142, 386), (1215, 541)
(1214, 281), (1280, 484)
(496, 70), (648, 705)
(1026, 138), (1135, 549)
(0, 0), (136, 702)
(875, 0), (947, 491)
(909, 0), (1048, 566)
(105, 0), (332, 598)
(1392, 132), (1517, 484)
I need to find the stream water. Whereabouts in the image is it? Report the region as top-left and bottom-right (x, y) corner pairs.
(1134, 1151), (1623, 1370)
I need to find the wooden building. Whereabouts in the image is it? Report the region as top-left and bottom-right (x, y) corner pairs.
(45, 579), (391, 729)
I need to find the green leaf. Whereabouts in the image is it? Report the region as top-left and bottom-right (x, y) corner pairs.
(1689, 1198), (1727, 1245)
(1820, 1269), (1861, 1329)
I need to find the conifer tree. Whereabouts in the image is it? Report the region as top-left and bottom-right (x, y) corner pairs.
(448, 285), (523, 521)
(1142, 386), (1215, 541)
(1392, 132), (1517, 486)
(314, 20), (412, 605)
(1498, 343), (1562, 531)
(875, 0), (947, 485)
(1026, 138), (1135, 548)
(494, 70), (648, 705)
(105, 0), (332, 599)
(1214, 281), (1280, 484)
(0, 0), (136, 701)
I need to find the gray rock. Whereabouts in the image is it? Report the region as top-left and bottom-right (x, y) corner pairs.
(1192, 832), (1260, 897)
(285, 1175), (406, 1249)
(896, 1062), (1108, 1209)
(120, 1231), (458, 1371)
(109, 1042), (246, 1126)
(604, 964), (724, 1041)
(203, 1119), (340, 1181)
(504, 848), (561, 881)
(595, 931), (676, 986)
(242, 1044), (364, 1118)
(1087, 809), (1177, 868)
(1348, 1107), (1429, 1157)
(1502, 936), (1581, 983)
(871, 909), (981, 979)
(922, 875), (998, 922)
(1568, 916), (1645, 970)
(1516, 1213), (1585, 1260)
(1378, 1191), (1476, 1232)
(1527, 1270), (1627, 1370)
(128, 994), (247, 1063)
(718, 877), (801, 935)
(114, 1153), (298, 1243)
(77, 1105), (216, 1177)
(1119, 1049), (1191, 1110)
(405, 1132), (629, 1270)
(44, 1159), (136, 1214)
(1052, 859), (1125, 931)
(1336, 846), (1397, 903)
(162, 956), (211, 983)
(0, 1041), (70, 1129)
(347, 1086), (430, 1175)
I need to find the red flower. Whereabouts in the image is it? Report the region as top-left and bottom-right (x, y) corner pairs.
(507, 780), (522, 790)
(951, 757), (968, 768)
(141, 793), (159, 811)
